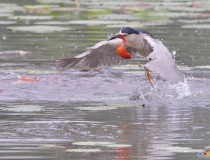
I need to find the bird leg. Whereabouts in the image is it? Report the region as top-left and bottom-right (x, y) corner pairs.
(144, 67), (155, 87)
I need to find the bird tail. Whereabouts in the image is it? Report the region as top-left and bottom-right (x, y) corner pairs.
(56, 57), (82, 69)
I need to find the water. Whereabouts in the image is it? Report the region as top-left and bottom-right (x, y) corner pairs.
(0, 0), (210, 160)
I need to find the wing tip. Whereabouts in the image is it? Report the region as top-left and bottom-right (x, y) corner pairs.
(55, 57), (81, 69)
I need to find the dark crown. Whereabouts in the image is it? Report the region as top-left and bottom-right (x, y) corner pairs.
(120, 27), (155, 38)
(120, 27), (139, 35)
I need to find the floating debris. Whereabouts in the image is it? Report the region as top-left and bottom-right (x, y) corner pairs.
(0, 21), (16, 25)
(0, 50), (30, 57)
(37, 0), (75, 4)
(182, 24), (210, 29)
(8, 25), (70, 33)
(106, 20), (172, 28)
(24, 5), (59, 14)
(51, 7), (89, 12)
(40, 144), (66, 149)
(18, 77), (40, 83)
(35, 21), (69, 25)
(194, 65), (210, 69)
(73, 141), (115, 146)
(96, 14), (140, 20)
(157, 146), (204, 153)
(75, 106), (117, 111)
(17, 76), (58, 83)
(102, 144), (132, 148)
(75, 104), (137, 111)
(0, 69), (57, 75)
(72, 141), (132, 148)
(66, 148), (101, 153)
(2, 105), (45, 112)
(68, 20), (127, 26)
(9, 15), (54, 20)
(0, 3), (24, 13)
(0, 13), (12, 17)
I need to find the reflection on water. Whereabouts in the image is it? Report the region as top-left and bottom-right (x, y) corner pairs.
(0, 0), (210, 160)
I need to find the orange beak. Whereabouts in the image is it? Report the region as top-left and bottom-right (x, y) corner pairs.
(116, 36), (131, 59)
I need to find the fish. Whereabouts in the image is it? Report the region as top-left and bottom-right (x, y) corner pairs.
(116, 43), (131, 59)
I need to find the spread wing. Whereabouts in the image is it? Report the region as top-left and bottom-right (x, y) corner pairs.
(56, 38), (126, 70)
(144, 35), (184, 83)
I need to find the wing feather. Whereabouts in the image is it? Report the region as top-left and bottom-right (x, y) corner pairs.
(56, 38), (126, 70)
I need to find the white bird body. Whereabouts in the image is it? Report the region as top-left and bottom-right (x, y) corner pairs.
(56, 27), (184, 85)
(144, 35), (184, 83)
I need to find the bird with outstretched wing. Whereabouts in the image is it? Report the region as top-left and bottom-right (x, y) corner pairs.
(56, 27), (184, 86)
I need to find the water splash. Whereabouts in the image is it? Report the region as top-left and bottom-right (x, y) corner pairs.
(172, 78), (191, 99)
(0, 72), (20, 80)
(130, 78), (191, 101)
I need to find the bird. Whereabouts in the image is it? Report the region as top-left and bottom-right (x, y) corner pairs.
(56, 27), (184, 86)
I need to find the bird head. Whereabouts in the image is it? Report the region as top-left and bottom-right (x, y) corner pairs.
(109, 27), (139, 42)
(119, 27), (139, 36)
(109, 27), (139, 59)
(109, 27), (154, 59)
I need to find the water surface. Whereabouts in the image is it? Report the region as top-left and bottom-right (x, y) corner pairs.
(0, 0), (210, 160)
